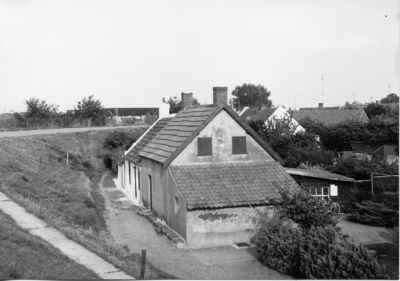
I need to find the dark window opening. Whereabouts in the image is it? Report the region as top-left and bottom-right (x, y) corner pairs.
(198, 137), (212, 156)
(232, 136), (247, 155)
(128, 163), (131, 185)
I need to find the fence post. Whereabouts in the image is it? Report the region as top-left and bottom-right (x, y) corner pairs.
(371, 172), (374, 195)
(38, 155), (42, 171)
(139, 249), (146, 279)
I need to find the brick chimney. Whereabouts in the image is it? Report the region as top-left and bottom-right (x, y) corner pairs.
(318, 103), (323, 109)
(213, 87), (228, 106)
(181, 92), (193, 109)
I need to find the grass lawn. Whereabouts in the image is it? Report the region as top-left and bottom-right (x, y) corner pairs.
(0, 210), (98, 279)
(366, 243), (399, 278)
(0, 127), (174, 279)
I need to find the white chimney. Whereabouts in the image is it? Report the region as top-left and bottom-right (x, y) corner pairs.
(159, 103), (170, 118)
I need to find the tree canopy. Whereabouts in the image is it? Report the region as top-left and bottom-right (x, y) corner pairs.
(380, 93), (399, 104)
(24, 97), (59, 119)
(231, 83), (272, 112)
(248, 117), (335, 168)
(74, 95), (106, 119)
(167, 95), (200, 114)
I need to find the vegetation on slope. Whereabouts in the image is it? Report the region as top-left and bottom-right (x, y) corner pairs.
(0, 210), (99, 279)
(0, 127), (174, 279)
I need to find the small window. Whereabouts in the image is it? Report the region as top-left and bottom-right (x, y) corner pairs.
(198, 137), (212, 156)
(323, 187), (329, 196)
(232, 136), (247, 155)
(316, 188), (322, 195)
(174, 196), (180, 214)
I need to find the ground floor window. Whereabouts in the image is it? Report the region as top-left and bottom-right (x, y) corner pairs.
(307, 187), (329, 197)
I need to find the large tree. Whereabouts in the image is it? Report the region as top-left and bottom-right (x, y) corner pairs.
(380, 93), (399, 104)
(167, 95), (200, 114)
(24, 97), (59, 119)
(231, 83), (272, 112)
(75, 95), (106, 119)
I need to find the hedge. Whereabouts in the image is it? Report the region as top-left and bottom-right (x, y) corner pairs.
(252, 223), (389, 279)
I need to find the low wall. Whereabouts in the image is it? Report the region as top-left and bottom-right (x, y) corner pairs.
(186, 206), (271, 249)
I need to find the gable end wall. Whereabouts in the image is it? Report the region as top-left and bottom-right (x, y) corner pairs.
(172, 110), (274, 164)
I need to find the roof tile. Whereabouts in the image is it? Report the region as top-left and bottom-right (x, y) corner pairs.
(169, 161), (300, 210)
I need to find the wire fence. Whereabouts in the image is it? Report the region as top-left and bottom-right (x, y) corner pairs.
(0, 116), (149, 131)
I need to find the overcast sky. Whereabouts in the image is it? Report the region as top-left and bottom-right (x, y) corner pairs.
(0, 0), (399, 112)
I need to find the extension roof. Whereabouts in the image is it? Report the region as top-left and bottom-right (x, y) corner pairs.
(240, 107), (278, 122)
(291, 109), (369, 126)
(284, 168), (355, 182)
(170, 161), (300, 210)
(138, 103), (284, 167)
(125, 117), (171, 165)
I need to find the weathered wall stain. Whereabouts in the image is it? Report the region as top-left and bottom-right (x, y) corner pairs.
(198, 212), (237, 222)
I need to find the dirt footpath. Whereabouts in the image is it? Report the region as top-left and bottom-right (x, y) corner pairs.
(99, 172), (289, 280)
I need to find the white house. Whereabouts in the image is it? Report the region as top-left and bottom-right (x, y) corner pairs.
(240, 106), (305, 134)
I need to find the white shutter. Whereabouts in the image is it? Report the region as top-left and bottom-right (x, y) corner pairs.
(330, 184), (338, 196)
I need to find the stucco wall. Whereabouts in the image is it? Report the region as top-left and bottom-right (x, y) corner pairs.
(172, 110), (274, 165)
(186, 206), (270, 249)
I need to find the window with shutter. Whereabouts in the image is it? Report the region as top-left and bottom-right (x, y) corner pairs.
(198, 137), (212, 156)
(232, 136), (247, 155)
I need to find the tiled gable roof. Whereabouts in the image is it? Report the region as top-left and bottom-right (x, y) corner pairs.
(170, 161), (300, 210)
(139, 105), (216, 164)
(240, 108), (259, 120)
(240, 107), (278, 122)
(139, 104), (284, 166)
(249, 108), (278, 122)
(125, 117), (171, 165)
(292, 109), (369, 126)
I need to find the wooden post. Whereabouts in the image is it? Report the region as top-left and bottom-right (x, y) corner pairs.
(38, 155), (42, 171)
(371, 172), (374, 195)
(139, 249), (146, 279)
(67, 152), (69, 165)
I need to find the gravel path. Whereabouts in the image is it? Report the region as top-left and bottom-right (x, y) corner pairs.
(99, 172), (290, 280)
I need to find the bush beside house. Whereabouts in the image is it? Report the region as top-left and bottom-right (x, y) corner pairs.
(252, 190), (391, 279)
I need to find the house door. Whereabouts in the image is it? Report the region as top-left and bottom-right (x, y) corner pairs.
(148, 175), (152, 210)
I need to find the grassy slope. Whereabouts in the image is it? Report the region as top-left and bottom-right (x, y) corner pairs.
(0, 210), (99, 279)
(0, 127), (174, 279)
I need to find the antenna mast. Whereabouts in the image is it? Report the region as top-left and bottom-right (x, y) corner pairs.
(322, 75), (324, 104)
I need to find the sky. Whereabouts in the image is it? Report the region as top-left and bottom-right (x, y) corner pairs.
(0, 0), (399, 112)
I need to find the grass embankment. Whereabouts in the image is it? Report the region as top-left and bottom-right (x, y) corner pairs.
(0, 210), (99, 279)
(0, 127), (174, 279)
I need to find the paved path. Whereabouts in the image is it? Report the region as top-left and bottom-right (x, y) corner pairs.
(0, 191), (134, 279)
(339, 216), (398, 245)
(0, 125), (145, 138)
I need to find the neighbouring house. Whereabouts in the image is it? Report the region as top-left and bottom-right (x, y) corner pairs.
(285, 168), (356, 212)
(239, 106), (305, 134)
(117, 103), (171, 205)
(119, 87), (300, 248)
(105, 107), (159, 124)
(293, 104), (369, 126)
(346, 142), (399, 164)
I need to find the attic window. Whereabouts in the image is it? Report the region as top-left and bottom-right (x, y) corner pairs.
(198, 137), (212, 156)
(232, 136), (247, 155)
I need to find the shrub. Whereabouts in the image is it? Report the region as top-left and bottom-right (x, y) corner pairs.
(268, 189), (339, 230)
(253, 223), (389, 279)
(253, 222), (301, 276)
(348, 200), (399, 227)
(300, 226), (388, 279)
